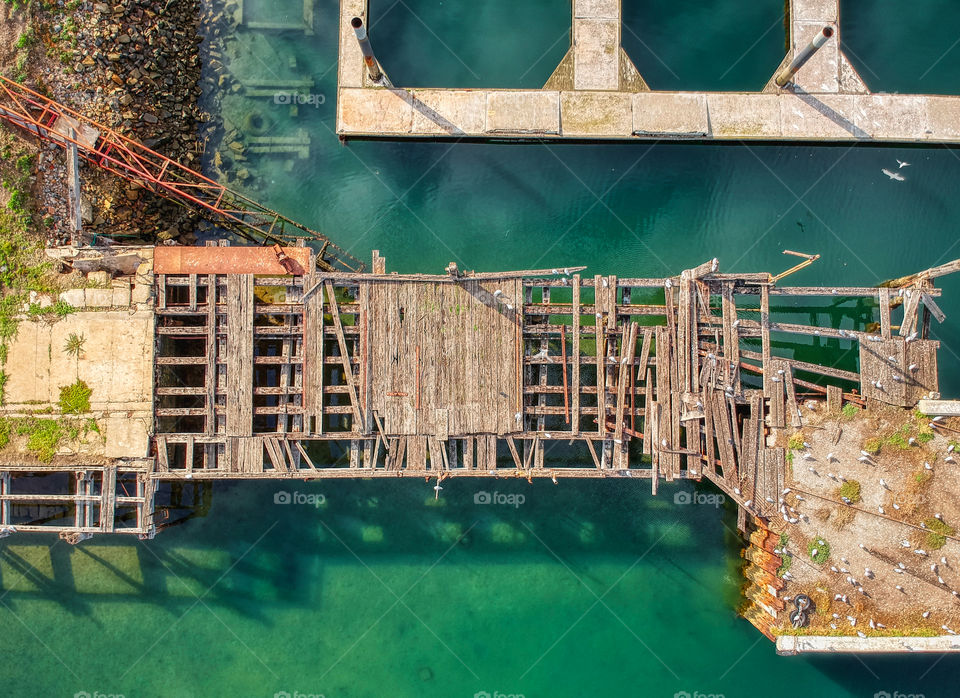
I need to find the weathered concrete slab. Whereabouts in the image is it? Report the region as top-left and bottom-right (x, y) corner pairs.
(573, 19), (619, 91)
(918, 400), (960, 416)
(707, 94), (782, 138)
(574, 0), (619, 19)
(104, 416), (150, 459)
(778, 634), (960, 654)
(780, 93), (862, 139)
(486, 91), (560, 134)
(339, 88), (960, 142)
(5, 309), (154, 419)
(792, 21), (840, 94)
(338, 0), (365, 89)
(339, 88), (414, 135)
(561, 92), (632, 136)
(409, 90), (487, 135)
(854, 94), (928, 140)
(927, 96), (960, 139)
(632, 93), (707, 136)
(792, 0), (839, 23)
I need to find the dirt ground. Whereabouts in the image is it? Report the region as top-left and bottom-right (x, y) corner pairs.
(773, 401), (960, 637)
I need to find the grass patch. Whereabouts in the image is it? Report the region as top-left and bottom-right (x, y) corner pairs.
(58, 379), (91, 414)
(808, 536), (831, 564)
(787, 433), (805, 450)
(777, 553), (793, 577)
(838, 480), (861, 503)
(833, 506), (856, 530)
(16, 417), (63, 462)
(924, 517), (955, 550)
(841, 403), (860, 419)
(862, 437), (883, 455)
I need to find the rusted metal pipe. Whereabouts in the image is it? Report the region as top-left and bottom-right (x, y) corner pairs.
(351, 17), (382, 82)
(775, 26), (834, 87)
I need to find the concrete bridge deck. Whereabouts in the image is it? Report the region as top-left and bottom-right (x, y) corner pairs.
(336, 0), (960, 142)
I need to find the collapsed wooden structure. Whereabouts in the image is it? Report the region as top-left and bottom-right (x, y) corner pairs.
(0, 246), (954, 540)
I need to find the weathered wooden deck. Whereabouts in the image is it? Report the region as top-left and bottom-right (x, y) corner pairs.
(0, 245), (955, 540)
(337, 0), (960, 142)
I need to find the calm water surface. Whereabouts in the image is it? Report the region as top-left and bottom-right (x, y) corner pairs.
(4, 2), (960, 696)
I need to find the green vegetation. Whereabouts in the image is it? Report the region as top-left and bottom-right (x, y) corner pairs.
(28, 299), (76, 318)
(808, 536), (831, 564)
(787, 433), (805, 450)
(915, 469), (932, 484)
(841, 403), (860, 418)
(924, 517), (955, 550)
(862, 437), (883, 455)
(0, 413), (100, 462)
(838, 480), (862, 503)
(58, 379), (91, 414)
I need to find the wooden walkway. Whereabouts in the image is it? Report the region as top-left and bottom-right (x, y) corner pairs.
(1, 245), (956, 540)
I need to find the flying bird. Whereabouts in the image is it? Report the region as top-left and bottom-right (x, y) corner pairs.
(882, 168), (905, 181)
(897, 159), (911, 168)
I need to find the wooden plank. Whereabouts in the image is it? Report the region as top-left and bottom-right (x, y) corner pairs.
(900, 289), (921, 337)
(349, 439), (360, 468)
(702, 388), (716, 480)
(636, 328), (652, 384)
(226, 274), (255, 436)
(614, 322), (638, 445)
(99, 466), (116, 532)
(585, 438), (601, 469)
(206, 273), (217, 434)
(642, 369), (653, 455)
(156, 435), (169, 472)
(463, 437), (474, 470)
(879, 289), (892, 339)
(921, 292), (947, 324)
(760, 284), (772, 396)
(572, 274), (581, 435)
(826, 384), (842, 413)
(506, 436), (523, 469)
(295, 440), (317, 469)
(721, 282), (740, 391)
(324, 280), (363, 428)
(784, 364), (802, 428)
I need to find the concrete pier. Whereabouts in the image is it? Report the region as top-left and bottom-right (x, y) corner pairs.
(336, 0), (960, 142)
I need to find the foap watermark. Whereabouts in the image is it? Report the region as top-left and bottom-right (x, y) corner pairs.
(74, 692), (125, 698)
(273, 92), (325, 108)
(474, 491), (525, 508)
(674, 691), (724, 698)
(273, 691), (325, 698)
(274, 490), (326, 507)
(673, 490), (725, 508)
(874, 691), (925, 698)
(474, 691), (525, 698)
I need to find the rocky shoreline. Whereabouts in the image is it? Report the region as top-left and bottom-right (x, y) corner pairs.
(17, 0), (207, 244)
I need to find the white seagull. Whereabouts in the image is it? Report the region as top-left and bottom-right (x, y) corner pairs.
(882, 168), (905, 181)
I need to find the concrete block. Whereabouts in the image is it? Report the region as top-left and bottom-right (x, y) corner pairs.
(573, 19), (619, 91)
(780, 93), (861, 139)
(338, 88), (414, 135)
(707, 94), (782, 138)
(131, 282), (153, 304)
(574, 0), (619, 20)
(409, 90), (487, 135)
(853, 94), (927, 140)
(112, 284), (131, 308)
(925, 97), (960, 140)
(486, 91), (560, 134)
(85, 288), (115, 308)
(633, 92), (708, 136)
(561, 92), (632, 136)
(59, 288), (86, 308)
(104, 416), (150, 458)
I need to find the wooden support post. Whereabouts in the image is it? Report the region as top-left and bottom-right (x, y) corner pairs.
(226, 275), (254, 436)
(324, 280), (364, 429)
(206, 274), (217, 435)
(879, 289), (892, 339)
(571, 274), (581, 435)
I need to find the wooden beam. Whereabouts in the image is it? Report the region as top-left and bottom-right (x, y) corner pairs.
(324, 280), (364, 427)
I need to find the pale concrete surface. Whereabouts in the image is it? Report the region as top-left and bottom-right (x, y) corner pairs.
(573, 19), (619, 91)
(337, 0), (960, 143)
(633, 93), (707, 136)
(4, 309), (154, 460)
(486, 91), (560, 134)
(339, 87), (960, 143)
(918, 400), (960, 416)
(777, 634), (960, 654)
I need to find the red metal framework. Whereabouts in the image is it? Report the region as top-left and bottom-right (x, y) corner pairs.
(0, 76), (363, 273)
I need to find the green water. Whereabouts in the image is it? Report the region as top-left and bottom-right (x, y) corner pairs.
(5, 1), (960, 696)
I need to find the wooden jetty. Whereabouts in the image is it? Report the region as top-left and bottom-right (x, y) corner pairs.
(0, 245), (955, 542)
(337, 0), (960, 142)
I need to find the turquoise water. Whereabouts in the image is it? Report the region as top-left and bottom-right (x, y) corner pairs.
(5, 1), (960, 696)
